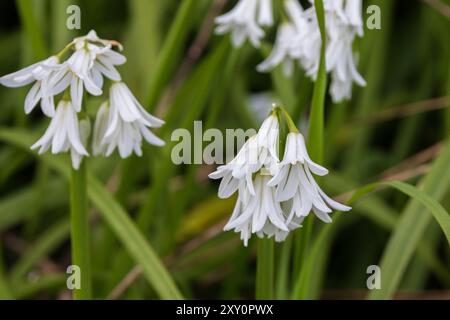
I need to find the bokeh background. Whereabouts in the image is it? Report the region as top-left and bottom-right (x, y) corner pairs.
(0, 0), (449, 299)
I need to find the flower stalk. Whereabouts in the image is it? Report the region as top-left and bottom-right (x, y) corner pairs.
(70, 160), (92, 299)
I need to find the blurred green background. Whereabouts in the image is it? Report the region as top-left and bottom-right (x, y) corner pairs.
(0, 0), (449, 299)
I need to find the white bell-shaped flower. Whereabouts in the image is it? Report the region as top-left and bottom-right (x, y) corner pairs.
(31, 100), (89, 169)
(268, 132), (351, 223)
(0, 56), (60, 117)
(209, 114), (279, 196)
(257, 23), (300, 77)
(224, 173), (289, 247)
(215, 0), (273, 48)
(92, 82), (165, 158)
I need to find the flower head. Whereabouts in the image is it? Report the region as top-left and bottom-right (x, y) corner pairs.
(0, 30), (165, 169)
(209, 114), (279, 196)
(224, 174), (289, 246)
(215, 0), (273, 48)
(93, 82), (165, 158)
(217, 0), (367, 103)
(31, 100), (89, 169)
(209, 107), (351, 246)
(268, 132), (351, 223)
(46, 30), (126, 112)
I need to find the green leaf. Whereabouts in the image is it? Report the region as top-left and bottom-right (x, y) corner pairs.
(369, 141), (450, 299)
(12, 273), (66, 299)
(384, 181), (450, 243)
(87, 177), (183, 299)
(292, 164), (450, 299)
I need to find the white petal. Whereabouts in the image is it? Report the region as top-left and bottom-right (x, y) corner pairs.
(139, 123), (165, 146)
(24, 81), (42, 114)
(218, 173), (239, 198)
(275, 165), (298, 202)
(41, 96), (56, 117)
(92, 102), (109, 155)
(70, 77), (83, 112)
(313, 208), (332, 223)
(95, 56), (121, 81)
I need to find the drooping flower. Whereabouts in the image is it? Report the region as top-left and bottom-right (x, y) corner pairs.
(209, 114), (288, 245)
(0, 56), (60, 117)
(257, 23), (299, 77)
(268, 132), (351, 223)
(217, 0), (367, 103)
(257, 0), (320, 77)
(223, 173), (288, 246)
(325, 6), (366, 102)
(92, 82), (165, 158)
(31, 100), (89, 169)
(73, 30), (126, 85)
(0, 30), (166, 169)
(46, 30), (126, 112)
(215, 0), (273, 48)
(344, 0), (364, 36)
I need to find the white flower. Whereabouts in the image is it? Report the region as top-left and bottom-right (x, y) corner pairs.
(215, 0), (273, 48)
(286, 0), (322, 79)
(326, 17), (366, 102)
(322, 0), (347, 22)
(31, 100), (89, 169)
(268, 132), (351, 223)
(93, 82), (165, 158)
(224, 174), (289, 246)
(0, 56), (59, 117)
(257, 23), (299, 77)
(46, 30), (126, 112)
(301, 0), (366, 102)
(344, 0), (364, 36)
(46, 56), (102, 113)
(209, 114), (279, 196)
(73, 30), (126, 85)
(210, 114), (286, 245)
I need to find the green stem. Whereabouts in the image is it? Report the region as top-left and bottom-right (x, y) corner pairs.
(70, 161), (92, 299)
(256, 238), (274, 300)
(275, 236), (292, 299)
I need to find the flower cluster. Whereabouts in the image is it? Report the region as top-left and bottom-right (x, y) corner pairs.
(209, 108), (350, 246)
(215, 0), (366, 103)
(0, 30), (164, 169)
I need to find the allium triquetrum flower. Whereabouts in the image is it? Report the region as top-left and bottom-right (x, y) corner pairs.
(92, 82), (165, 158)
(209, 105), (351, 246)
(31, 100), (89, 169)
(268, 132), (351, 224)
(0, 30), (165, 169)
(0, 56), (60, 117)
(209, 113), (289, 245)
(47, 30), (126, 112)
(219, 0), (367, 103)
